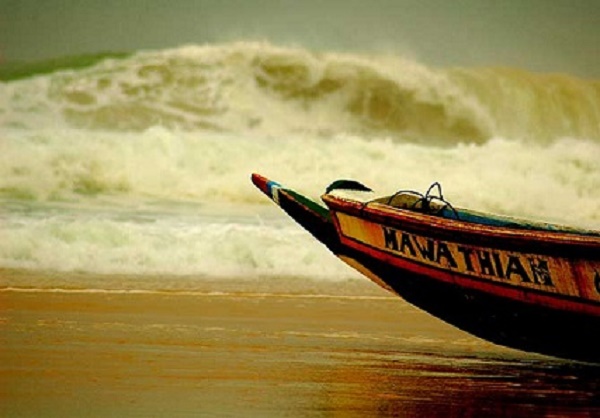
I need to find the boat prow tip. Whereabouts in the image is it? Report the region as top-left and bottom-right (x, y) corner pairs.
(251, 173), (282, 203)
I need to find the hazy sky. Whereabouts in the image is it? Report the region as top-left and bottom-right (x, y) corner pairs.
(2, 0), (599, 78)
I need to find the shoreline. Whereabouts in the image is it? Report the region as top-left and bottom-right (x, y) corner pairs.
(0, 267), (385, 296)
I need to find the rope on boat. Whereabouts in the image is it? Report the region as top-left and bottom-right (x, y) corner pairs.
(385, 182), (461, 220)
(325, 178), (461, 220)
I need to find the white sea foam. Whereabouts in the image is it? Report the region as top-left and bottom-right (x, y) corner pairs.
(2, 128), (598, 224)
(1, 42), (599, 281)
(1, 130), (598, 278)
(0, 201), (357, 279)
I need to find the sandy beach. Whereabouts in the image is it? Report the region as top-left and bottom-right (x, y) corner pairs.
(2, 274), (599, 417)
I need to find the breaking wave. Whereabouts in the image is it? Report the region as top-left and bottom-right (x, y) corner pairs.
(3, 42), (599, 144)
(1, 42), (599, 278)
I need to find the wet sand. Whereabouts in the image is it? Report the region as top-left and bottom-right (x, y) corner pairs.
(1, 281), (599, 417)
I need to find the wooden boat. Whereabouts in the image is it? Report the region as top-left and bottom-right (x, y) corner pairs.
(251, 173), (600, 363)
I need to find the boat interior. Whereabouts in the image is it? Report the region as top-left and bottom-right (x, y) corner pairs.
(371, 191), (599, 237)
(325, 179), (599, 237)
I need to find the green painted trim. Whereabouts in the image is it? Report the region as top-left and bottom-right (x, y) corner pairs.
(286, 190), (331, 220)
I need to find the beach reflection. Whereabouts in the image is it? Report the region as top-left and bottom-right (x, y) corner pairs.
(320, 350), (600, 417)
(3, 289), (599, 417)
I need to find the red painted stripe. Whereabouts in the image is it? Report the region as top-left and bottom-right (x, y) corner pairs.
(251, 173), (270, 196)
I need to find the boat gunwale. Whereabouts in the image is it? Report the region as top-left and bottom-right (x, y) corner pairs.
(322, 195), (600, 259)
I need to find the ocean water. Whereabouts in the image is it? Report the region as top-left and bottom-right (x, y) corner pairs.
(1, 41), (599, 289)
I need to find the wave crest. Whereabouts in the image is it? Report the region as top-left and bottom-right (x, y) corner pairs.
(448, 67), (600, 141)
(2, 41), (599, 145)
(2, 42), (497, 144)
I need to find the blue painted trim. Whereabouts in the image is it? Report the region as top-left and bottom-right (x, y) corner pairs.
(266, 180), (281, 198)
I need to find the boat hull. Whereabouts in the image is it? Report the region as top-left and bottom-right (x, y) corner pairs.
(251, 174), (600, 363)
(341, 245), (600, 362)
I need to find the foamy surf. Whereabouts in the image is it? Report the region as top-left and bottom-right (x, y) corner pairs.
(3, 42), (599, 141)
(1, 41), (599, 282)
(0, 199), (359, 279)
